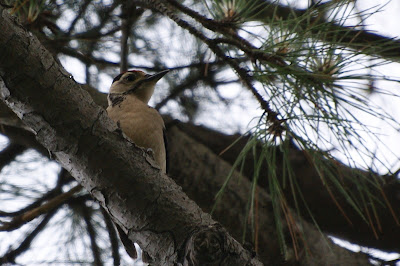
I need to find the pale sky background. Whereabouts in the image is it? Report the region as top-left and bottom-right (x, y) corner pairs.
(1, 0), (400, 265)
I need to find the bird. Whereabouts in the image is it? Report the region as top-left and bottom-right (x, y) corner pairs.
(106, 69), (169, 260)
(107, 69), (169, 173)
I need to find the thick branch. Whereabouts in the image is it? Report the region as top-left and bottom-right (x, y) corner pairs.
(166, 123), (371, 265)
(174, 121), (400, 254)
(0, 7), (260, 265)
(1, 81), (399, 255)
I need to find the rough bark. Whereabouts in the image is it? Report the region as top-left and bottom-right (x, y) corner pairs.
(2, 103), (398, 263)
(0, 114), (373, 264)
(0, 7), (261, 265)
(166, 125), (370, 265)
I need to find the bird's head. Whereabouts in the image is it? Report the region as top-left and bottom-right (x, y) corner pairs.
(109, 70), (169, 103)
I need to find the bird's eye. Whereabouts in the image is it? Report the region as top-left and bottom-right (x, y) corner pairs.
(125, 75), (136, 82)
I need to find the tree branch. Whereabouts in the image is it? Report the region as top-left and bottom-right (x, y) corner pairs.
(0, 185), (82, 231)
(166, 123), (371, 264)
(66, 0), (93, 35)
(1, 78), (399, 256)
(101, 207), (121, 266)
(0, 142), (25, 171)
(138, 0), (284, 131)
(0, 7), (261, 265)
(81, 203), (103, 266)
(0, 209), (58, 264)
(169, 0), (400, 61)
(1, 81), (399, 256)
(119, 2), (143, 72)
(256, 1), (400, 61)
(174, 121), (400, 254)
(0, 168), (71, 217)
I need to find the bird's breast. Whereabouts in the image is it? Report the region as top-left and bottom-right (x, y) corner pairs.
(106, 95), (166, 172)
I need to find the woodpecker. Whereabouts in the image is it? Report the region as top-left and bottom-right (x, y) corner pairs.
(106, 69), (169, 260)
(107, 69), (169, 173)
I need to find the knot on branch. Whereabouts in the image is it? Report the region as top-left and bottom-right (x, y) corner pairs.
(184, 225), (226, 265)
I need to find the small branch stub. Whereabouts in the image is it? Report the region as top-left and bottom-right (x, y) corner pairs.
(183, 224), (259, 266)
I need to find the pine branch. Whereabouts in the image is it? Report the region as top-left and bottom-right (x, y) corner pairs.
(241, 0), (400, 61)
(138, 0), (283, 129)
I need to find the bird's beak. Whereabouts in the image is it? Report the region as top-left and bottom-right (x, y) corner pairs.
(145, 70), (169, 83)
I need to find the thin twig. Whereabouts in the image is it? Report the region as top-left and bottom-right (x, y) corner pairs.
(120, 2), (144, 72)
(0, 185), (82, 231)
(120, 2), (134, 72)
(101, 208), (121, 266)
(67, 0), (92, 35)
(82, 204), (103, 266)
(0, 209), (58, 264)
